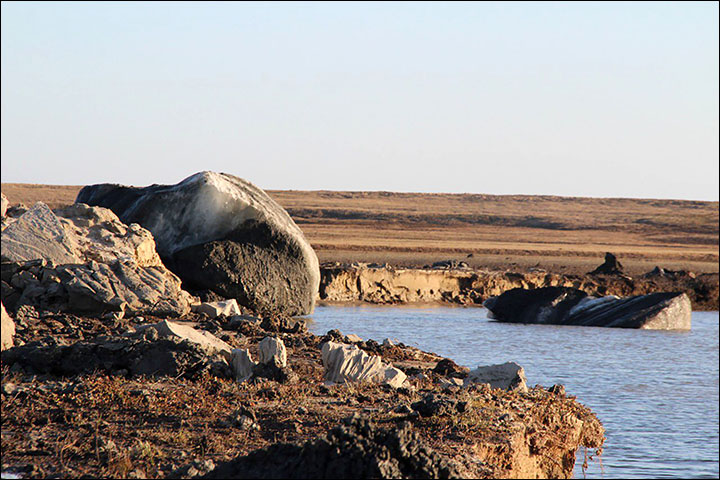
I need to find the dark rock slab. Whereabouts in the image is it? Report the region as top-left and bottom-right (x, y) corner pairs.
(484, 287), (691, 330)
(203, 415), (463, 479)
(432, 358), (468, 379)
(77, 172), (319, 316)
(1, 326), (232, 379)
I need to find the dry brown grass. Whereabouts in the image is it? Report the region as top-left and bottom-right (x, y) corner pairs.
(1, 353), (603, 479)
(3, 183), (717, 275)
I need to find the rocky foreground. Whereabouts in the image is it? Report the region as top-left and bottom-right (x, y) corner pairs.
(1, 308), (604, 479)
(1, 177), (606, 479)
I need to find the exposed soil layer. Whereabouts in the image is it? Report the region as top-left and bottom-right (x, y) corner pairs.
(1, 310), (604, 479)
(319, 264), (719, 311)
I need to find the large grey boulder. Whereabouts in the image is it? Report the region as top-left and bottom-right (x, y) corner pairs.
(1, 203), (192, 316)
(484, 287), (692, 330)
(464, 362), (528, 392)
(76, 171), (320, 316)
(321, 341), (407, 388)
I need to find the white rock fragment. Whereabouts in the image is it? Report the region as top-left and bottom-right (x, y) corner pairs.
(258, 337), (287, 368)
(1, 193), (8, 219)
(192, 299), (242, 318)
(232, 349), (257, 382)
(383, 366), (408, 389)
(231, 337), (288, 383)
(344, 334), (363, 343)
(321, 341), (407, 388)
(464, 362), (528, 392)
(1, 303), (15, 351)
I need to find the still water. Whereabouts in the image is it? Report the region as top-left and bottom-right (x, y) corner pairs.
(305, 305), (719, 479)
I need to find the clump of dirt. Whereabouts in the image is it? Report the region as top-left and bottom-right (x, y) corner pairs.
(205, 415), (465, 479)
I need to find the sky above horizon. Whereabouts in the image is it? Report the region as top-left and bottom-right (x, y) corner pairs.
(1, 2), (718, 201)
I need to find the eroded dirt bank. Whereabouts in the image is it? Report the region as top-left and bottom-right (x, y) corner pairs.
(319, 264), (719, 311)
(1, 310), (603, 479)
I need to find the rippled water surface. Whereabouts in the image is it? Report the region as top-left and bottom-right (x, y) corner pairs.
(305, 306), (719, 479)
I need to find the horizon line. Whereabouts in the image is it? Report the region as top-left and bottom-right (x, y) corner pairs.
(1, 181), (717, 204)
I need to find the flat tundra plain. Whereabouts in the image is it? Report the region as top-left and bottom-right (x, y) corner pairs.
(2, 183), (717, 276)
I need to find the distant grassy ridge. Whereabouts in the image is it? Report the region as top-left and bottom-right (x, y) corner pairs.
(4, 183), (716, 235)
(286, 207), (718, 235)
(273, 190), (718, 236)
(288, 208), (568, 229)
(3, 182), (717, 274)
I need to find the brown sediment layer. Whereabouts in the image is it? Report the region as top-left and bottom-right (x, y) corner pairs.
(0, 310), (604, 479)
(319, 264), (719, 311)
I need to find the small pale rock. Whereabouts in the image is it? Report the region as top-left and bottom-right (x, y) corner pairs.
(321, 341), (406, 388)
(1, 303), (15, 351)
(465, 362), (528, 392)
(383, 366), (408, 389)
(232, 349), (256, 382)
(2, 382), (17, 395)
(258, 337), (287, 368)
(192, 299), (242, 318)
(1, 192), (8, 218)
(237, 415), (261, 431)
(344, 334), (363, 343)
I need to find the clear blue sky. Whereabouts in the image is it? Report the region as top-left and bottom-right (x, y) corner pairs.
(2, 1), (718, 200)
